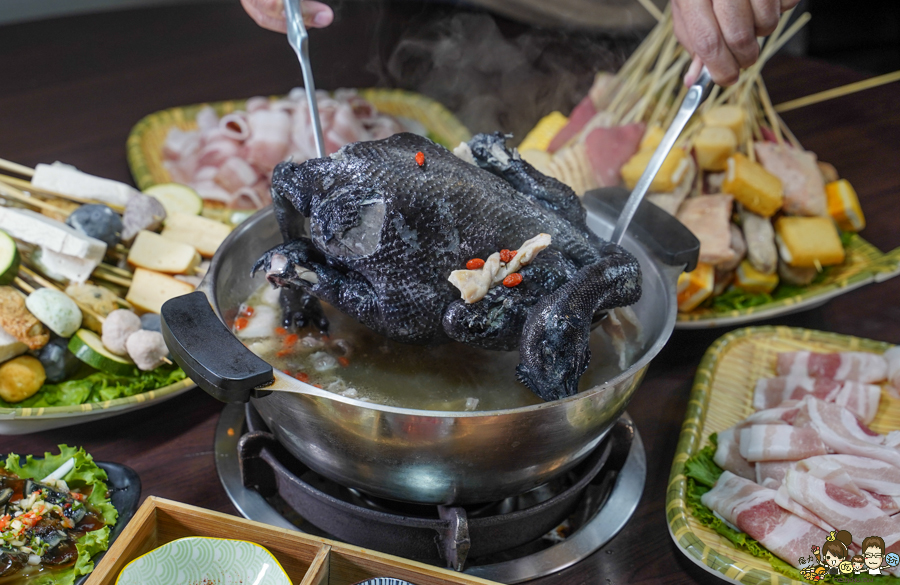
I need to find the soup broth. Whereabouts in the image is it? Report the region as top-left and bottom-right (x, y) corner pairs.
(234, 284), (643, 411)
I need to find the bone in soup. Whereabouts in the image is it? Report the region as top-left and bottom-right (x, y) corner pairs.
(233, 283), (644, 411)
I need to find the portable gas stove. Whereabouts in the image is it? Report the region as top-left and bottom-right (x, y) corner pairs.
(214, 403), (646, 583)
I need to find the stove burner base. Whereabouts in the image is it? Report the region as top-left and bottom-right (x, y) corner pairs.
(214, 404), (645, 583)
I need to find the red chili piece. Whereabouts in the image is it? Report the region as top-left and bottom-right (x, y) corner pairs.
(503, 273), (523, 287)
(415, 151), (425, 166)
(466, 258), (485, 270)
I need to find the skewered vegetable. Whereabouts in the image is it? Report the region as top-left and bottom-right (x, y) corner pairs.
(68, 329), (137, 376)
(25, 288), (83, 338)
(38, 336), (82, 383)
(0, 355), (46, 403)
(0, 230), (19, 286)
(144, 183), (203, 217)
(65, 204), (123, 249)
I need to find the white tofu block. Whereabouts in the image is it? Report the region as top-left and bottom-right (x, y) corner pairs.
(127, 231), (200, 274)
(31, 162), (140, 208)
(126, 268), (195, 314)
(0, 327), (28, 364)
(0, 208), (107, 262)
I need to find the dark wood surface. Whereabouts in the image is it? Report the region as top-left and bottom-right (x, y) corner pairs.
(0, 3), (898, 584)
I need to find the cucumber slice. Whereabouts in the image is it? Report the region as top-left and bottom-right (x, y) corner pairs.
(0, 230), (20, 285)
(68, 329), (137, 376)
(145, 183), (203, 217)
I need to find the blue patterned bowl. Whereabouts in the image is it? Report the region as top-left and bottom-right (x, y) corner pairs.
(116, 536), (291, 585)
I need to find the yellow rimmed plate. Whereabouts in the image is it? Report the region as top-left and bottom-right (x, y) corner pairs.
(666, 326), (899, 585)
(126, 87), (472, 193)
(0, 377), (195, 435)
(676, 237), (900, 329)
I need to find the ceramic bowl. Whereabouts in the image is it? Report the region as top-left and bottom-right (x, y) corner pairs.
(116, 536), (290, 585)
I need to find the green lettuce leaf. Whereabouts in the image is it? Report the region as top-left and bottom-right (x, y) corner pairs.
(0, 366), (186, 409)
(3, 445), (117, 584)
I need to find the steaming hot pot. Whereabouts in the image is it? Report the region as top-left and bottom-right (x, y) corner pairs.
(162, 187), (698, 505)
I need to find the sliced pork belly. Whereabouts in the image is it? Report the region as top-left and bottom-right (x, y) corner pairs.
(774, 483), (835, 533)
(739, 425), (827, 461)
(702, 471), (829, 568)
(714, 426), (755, 480)
(783, 467), (900, 558)
(798, 454), (900, 496)
(245, 109), (291, 173)
(776, 351), (888, 384)
(756, 461), (793, 489)
(803, 397), (900, 468)
(753, 376), (881, 423)
(744, 400), (802, 425)
(886, 346), (900, 390)
(584, 123), (645, 187)
(213, 157), (259, 192)
(676, 195), (736, 265)
(754, 142), (827, 217)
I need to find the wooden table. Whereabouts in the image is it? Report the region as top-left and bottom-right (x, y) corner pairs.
(0, 3), (898, 584)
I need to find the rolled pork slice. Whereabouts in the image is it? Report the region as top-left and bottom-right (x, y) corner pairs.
(753, 375), (881, 423)
(701, 471), (829, 569)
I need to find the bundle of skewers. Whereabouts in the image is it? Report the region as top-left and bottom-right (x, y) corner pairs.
(517, 6), (897, 314)
(0, 158), (231, 405)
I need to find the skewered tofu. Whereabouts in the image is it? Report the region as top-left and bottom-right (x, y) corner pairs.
(31, 162), (140, 208)
(735, 260), (779, 293)
(702, 105), (747, 143)
(126, 268), (195, 314)
(774, 216), (845, 268)
(722, 153), (783, 218)
(677, 263), (715, 312)
(826, 179), (866, 232)
(128, 230), (201, 274)
(695, 126), (738, 171)
(622, 147), (690, 193)
(161, 212), (232, 258)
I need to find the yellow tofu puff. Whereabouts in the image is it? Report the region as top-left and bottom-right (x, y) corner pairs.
(621, 147), (690, 193)
(734, 260), (779, 294)
(722, 153), (784, 217)
(518, 112), (568, 152)
(702, 105), (747, 143)
(774, 216), (846, 268)
(639, 125), (665, 151)
(826, 179), (866, 232)
(677, 263), (715, 312)
(694, 126), (737, 171)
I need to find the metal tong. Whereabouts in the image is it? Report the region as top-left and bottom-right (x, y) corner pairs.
(610, 67), (714, 245)
(285, 0), (326, 158)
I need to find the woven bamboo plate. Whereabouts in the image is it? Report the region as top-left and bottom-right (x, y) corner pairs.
(666, 326), (900, 585)
(676, 237), (900, 329)
(126, 88), (472, 192)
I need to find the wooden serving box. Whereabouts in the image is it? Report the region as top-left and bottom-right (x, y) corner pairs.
(86, 497), (501, 585)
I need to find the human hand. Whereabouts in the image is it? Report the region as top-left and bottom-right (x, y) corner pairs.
(241, 0), (333, 33)
(673, 0), (800, 87)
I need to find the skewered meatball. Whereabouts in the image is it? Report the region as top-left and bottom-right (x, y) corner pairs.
(125, 330), (168, 370)
(101, 309), (141, 356)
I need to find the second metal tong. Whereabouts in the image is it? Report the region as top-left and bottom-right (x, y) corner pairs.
(285, 0), (326, 158)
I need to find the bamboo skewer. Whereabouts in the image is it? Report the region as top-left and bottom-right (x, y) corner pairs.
(0, 182), (70, 216)
(774, 69), (900, 113)
(635, 0), (664, 23)
(756, 77), (784, 145)
(0, 158), (35, 178)
(90, 269), (133, 288)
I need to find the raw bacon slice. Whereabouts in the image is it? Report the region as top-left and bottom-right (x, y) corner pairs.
(802, 397), (900, 467)
(753, 376), (881, 423)
(701, 471), (829, 568)
(798, 455), (900, 496)
(714, 426), (756, 480)
(739, 425), (827, 462)
(756, 460), (793, 489)
(245, 109), (291, 173)
(783, 467), (900, 561)
(886, 346), (900, 391)
(774, 483), (835, 533)
(776, 351), (888, 384)
(743, 401), (802, 425)
(584, 123), (645, 188)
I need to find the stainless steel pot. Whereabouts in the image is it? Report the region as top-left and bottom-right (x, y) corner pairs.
(162, 187), (698, 505)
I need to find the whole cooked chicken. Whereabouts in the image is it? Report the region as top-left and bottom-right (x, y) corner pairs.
(254, 132), (641, 401)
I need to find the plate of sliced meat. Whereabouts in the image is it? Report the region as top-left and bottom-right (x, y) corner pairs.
(667, 326), (900, 585)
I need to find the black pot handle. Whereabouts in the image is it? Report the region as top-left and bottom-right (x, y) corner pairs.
(161, 291), (274, 403)
(583, 187), (700, 272)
